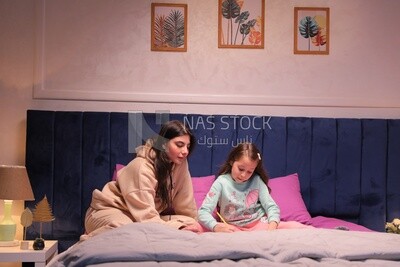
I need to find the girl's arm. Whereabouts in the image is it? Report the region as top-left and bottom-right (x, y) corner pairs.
(198, 181), (222, 231)
(259, 178), (281, 225)
(198, 180), (238, 233)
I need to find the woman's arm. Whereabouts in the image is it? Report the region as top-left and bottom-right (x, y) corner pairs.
(119, 158), (190, 229)
(170, 160), (198, 219)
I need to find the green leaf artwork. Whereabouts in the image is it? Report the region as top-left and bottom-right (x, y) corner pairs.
(299, 16), (319, 51)
(219, 0), (264, 48)
(154, 9), (185, 49)
(295, 8), (329, 53)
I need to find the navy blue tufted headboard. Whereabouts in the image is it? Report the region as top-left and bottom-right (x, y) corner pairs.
(25, 110), (400, 252)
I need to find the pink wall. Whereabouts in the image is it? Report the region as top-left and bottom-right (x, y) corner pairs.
(33, 0), (400, 110)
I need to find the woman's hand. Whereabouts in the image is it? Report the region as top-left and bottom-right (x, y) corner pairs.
(180, 222), (204, 233)
(213, 223), (237, 233)
(267, 221), (278, 231)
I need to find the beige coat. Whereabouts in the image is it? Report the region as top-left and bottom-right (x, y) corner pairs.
(84, 141), (198, 235)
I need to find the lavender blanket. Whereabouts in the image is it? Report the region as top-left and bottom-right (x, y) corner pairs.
(48, 223), (400, 267)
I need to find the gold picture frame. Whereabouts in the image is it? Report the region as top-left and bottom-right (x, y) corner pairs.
(218, 0), (265, 49)
(151, 3), (187, 52)
(294, 7), (330, 55)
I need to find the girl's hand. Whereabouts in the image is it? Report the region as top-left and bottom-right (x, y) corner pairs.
(267, 221), (278, 231)
(213, 223), (237, 233)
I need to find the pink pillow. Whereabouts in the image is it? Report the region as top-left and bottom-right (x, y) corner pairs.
(269, 173), (312, 224)
(191, 175), (215, 208)
(112, 164), (126, 181)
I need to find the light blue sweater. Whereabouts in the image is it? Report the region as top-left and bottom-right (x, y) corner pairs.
(198, 173), (280, 231)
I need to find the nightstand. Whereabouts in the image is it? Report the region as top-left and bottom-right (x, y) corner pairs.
(0, 240), (58, 267)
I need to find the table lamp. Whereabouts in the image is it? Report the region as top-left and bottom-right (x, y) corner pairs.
(0, 165), (35, 246)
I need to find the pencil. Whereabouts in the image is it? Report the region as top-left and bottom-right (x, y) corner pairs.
(216, 211), (227, 224)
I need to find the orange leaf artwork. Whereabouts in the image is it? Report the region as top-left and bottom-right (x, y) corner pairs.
(294, 7), (329, 55)
(312, 27), (327, 47)
(249, 30), (262, 45)
(219, 0), (265, 49)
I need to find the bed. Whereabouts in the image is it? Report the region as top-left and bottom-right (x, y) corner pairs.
(24, 110), (400, 264)
(47, 222), (400, 267)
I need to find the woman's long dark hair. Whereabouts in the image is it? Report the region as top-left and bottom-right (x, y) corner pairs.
(152, 120), (196, 209)
(218, 143), (270, 189)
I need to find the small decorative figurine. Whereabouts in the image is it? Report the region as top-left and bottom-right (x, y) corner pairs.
(385, 218), (400, 234)
(32, 195), (55, 250)
(33, 237), (45, 250)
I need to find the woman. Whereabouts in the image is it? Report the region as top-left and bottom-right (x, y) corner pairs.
(84, 120), (199, 237)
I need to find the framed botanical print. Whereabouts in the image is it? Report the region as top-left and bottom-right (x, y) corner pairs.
(151, 3), (187, 52)
(294, 7), (330, 55)
(218, 0), (265, 49)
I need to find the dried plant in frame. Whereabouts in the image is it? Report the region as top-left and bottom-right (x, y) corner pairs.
(151, 3), (187, 52)
(294, 7), (330, 55)
(218, 0), (265, 49)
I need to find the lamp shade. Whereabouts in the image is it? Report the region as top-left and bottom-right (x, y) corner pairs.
(0, 165), (34, 200)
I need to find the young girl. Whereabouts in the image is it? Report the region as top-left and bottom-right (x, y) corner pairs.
(198, 143), (312, 233)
